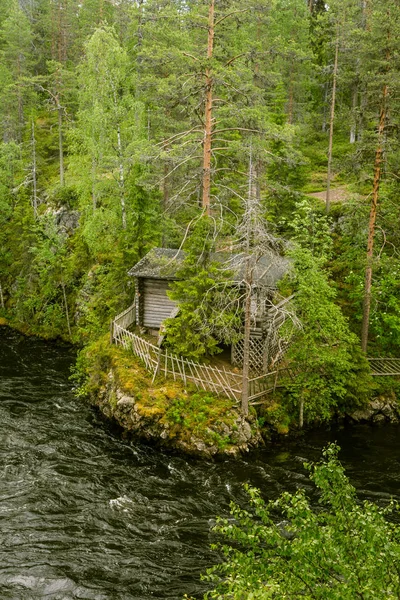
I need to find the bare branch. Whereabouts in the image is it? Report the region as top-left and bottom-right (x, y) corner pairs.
(225, 53), (247, 67)
(214, 8), (251, 26)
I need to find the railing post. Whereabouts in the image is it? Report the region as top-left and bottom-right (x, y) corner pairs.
(110, 319), (114, 344)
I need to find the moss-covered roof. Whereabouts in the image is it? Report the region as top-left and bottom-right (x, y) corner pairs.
(129, 247), (289, 288)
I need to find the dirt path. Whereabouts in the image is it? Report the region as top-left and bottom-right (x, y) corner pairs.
(307, 185), (352, 204)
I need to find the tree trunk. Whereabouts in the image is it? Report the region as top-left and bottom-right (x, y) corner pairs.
(350, 84), (357, 144)
(116, 122), (127, 229)
(162, 158), (169, 246)
(31, 120), (38, 218)
(361, 84), (388, 352)
(0, 282), (5, 310)
(326, 28), (339, 214)
(201, 0), (215, 216)
(58, 103), (64, 187)
(299, 397), (304, 429)
(241, 275), (251, 417)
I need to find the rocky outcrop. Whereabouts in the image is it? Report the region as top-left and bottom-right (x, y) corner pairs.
(54, 207), (80, 234)
(348, 396), (400, 424)
(90, 368), (263, 459)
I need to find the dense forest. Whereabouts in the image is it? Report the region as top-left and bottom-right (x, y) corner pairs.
(1, 0), (400, 425)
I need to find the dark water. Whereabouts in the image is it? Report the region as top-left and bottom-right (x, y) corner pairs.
(1, 327), (400, 599)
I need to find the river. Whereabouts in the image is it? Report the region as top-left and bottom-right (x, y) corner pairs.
(1, 326), (400, 599)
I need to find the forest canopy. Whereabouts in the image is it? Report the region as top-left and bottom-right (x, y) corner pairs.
(1, 0), (400, 425)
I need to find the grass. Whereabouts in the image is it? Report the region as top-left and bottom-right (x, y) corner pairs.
(76, 335), (247, 452)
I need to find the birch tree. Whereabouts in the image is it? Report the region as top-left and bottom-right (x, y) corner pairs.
(74, 26), (141, 229)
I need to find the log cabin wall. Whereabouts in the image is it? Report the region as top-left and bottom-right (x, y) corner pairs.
(142, 278), (177, 329)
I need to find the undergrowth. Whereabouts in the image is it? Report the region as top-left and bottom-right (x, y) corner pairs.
(73, 335), (244, 450)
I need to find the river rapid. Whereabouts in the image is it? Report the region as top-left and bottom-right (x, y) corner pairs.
(1, 326), (400, 599)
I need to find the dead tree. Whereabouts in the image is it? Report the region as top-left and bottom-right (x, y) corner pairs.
(229, 151), (281, 416)
(326, 24), (339, 214)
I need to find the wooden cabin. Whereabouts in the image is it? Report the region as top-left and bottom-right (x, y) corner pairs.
(128, 248), (289, 372)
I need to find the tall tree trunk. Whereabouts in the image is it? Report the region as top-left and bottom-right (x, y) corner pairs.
(116, 122), (127, 229)
(0, 282), (4, 310)
(361, 83), (388, 352)
(299, 397), (304, 429)
(57, 103), (64, 187)
(326, 28), (339, 214)
(241, 274), (251, 417)
(350, 83), (357, 144)
(31, 120), (38, 218)
(162, 158), (169, 246)
(201, 0), (215, 216)
(241, 153), (257, 416)
(61, 279), (72, 338)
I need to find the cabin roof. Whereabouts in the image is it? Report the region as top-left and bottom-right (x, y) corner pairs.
(129, 247), (289, 288)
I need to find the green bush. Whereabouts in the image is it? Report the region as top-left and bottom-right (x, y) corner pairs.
(204, 444), (400, 599)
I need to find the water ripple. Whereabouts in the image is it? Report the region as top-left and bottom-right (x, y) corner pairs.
(1, 327), (400, 598)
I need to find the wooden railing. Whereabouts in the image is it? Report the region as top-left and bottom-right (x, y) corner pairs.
(111, 302), (137, 335)
(110, 302), (285, 402)
(368, 358), (400, 376)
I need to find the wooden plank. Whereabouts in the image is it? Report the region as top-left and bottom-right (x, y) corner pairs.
(181, 357), (187, 386)
(192, 360), (206, 391)
(143, 308), (175, 316)
(143, 300), (175, 308)
(171, 355), (176, 380)
(186, 360), (196, 386)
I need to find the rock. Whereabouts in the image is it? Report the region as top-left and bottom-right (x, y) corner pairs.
(217, 422), (231, 437)
(54, 207), (80, 233)
(241, 420), (253, 441)
(372, 413), (386, 425)
(117, 395), (135, 407)
(349, 408), (375, 422)
(381, 403), (395, 418)
(230, 429), (247, 445)
(370, 398), (385, 412)
(89, 367), (264, 458)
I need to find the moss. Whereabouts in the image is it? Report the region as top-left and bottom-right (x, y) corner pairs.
(261, 400), (292, 436)
(109, 391), (118, 409)
(76, 335), (245, 453)
(0, 317), (8, 326)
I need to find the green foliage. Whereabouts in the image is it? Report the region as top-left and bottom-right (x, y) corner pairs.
(164, 216), (241, 360)
(283, 198), (333, 260)
(205, 443), (400, 599)
(73, 335), (240, 451)
(279, 246), (372, 425)
(334, 194), (400, 354)
(0, 0), (399, 412)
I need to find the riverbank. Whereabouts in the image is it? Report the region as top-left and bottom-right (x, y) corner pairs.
(76, 336), (263, 458)
(2, 319), (399, 456)
(3, 323), (400, 599)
